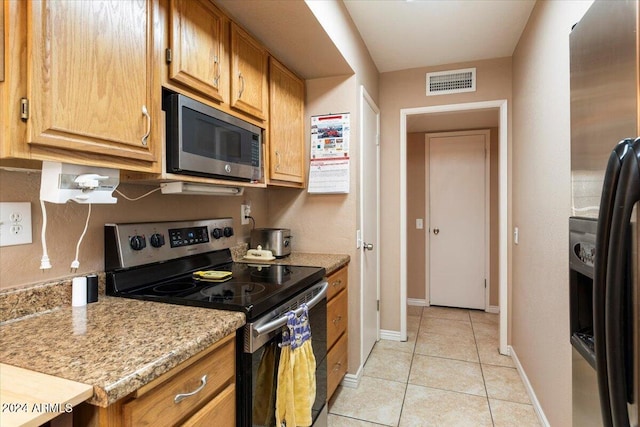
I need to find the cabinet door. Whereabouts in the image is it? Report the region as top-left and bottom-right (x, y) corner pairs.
(268, 58), (305, 185)
(230, 22), (267, 120)
(168, 0), (228, 103)
(27, 0), (156, 165)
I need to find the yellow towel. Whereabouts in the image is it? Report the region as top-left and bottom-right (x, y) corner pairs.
(253, 342), (277, 425)
(275, 307), (316, 427)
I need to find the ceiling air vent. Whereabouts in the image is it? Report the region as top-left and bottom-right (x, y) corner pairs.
(426, 68), (476, 96)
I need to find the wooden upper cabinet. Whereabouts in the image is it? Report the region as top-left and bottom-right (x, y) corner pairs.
(1, 3), (5, 82)
(268, 57), (305, 185)
(168, 0), (228, 103)
(26, 0), (157, 168)
(230, 22), (268, 121)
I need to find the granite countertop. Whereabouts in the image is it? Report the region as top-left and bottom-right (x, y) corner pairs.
(0, 297), (245, 407)
(236, 251), (350, 275)
(0, 250), (348, 411)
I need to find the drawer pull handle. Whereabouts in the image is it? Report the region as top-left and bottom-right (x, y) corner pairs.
(333, 315), (343, 325)
(332, 279), (342, 287)
(174, 375), (207, 404)
(332, 362), (342, 372)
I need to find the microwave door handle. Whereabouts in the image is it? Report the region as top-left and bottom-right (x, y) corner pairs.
(594, 139), (633, 427)
(605, 138), (640, 427)
(252, 281), (328, 338)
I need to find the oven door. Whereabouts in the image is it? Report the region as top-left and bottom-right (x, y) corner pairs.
(237, 281), (328, 427)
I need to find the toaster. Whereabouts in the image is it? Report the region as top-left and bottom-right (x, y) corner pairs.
(250, 228), (292, 258)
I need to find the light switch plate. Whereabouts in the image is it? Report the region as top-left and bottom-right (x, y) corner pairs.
(416, 218), (424, 229)
(0, 202), (33, 247)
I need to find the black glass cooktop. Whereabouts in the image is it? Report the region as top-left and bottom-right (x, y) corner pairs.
(111, 262), (325, 321)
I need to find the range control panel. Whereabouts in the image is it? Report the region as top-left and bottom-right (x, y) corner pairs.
(105, 218), (234, 270)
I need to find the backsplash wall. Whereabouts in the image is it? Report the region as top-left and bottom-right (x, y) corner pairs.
(0, 169), (268, 291)
(571, 169), (604, 219)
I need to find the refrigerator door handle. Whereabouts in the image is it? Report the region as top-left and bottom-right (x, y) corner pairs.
(595, 139), (634, 427)
(605, 137), (640, 427)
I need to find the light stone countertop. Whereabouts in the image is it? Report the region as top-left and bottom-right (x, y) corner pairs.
(0, 297), (245, 407)
(235, 250), (350, 276)
(0, 250), (348, 410)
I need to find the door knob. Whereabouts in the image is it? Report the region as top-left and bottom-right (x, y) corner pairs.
(433, 228), (440, 235)
(363, 242), (374, 251)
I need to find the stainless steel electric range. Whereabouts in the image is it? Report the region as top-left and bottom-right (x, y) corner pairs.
(104, 218), (328, 427)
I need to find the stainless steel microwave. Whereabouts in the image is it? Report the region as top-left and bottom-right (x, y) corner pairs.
(164, 92), (262, 182)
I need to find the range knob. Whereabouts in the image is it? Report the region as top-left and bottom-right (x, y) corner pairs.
(149, 233), (165, 248)
(223, 227), (234, 238)
(129, 235), (147, 251)
(211, 228), (223, 239)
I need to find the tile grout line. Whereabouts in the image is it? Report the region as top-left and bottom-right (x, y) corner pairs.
(395, 307), (424, 427)
(471, 312), (498, 427)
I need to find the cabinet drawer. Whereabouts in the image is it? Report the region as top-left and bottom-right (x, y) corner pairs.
(327, 333), (348, 400)
(327, 289), (348, 348)
(122, 336), (235, 426)
(182, 383), (235, 427)
(326, 267), (348, 301)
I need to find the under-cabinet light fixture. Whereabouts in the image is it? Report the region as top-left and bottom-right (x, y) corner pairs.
(160, 182), (245, 196)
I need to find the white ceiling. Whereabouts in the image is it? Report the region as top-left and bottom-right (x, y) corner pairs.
(217, 0), (535, 133)
(216, 0), (536, 78)
(343, 0), (536, 73)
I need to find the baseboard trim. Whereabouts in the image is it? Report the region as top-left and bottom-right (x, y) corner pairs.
(406, 299), (499, 314)
(341, 366), (362, 389)
(486, 305), (499, 314)
(380, 329), (403, 341)
(509, 345), (550, 427)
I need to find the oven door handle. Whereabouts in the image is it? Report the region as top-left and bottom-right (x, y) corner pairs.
(253, 281), (328, 337)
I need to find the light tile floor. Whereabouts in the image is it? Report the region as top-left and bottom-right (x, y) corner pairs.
(327, 306), (541, 426)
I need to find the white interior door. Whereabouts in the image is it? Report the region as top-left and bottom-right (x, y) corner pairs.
(361, 86), (380, 363)
(429, 131), (487, 310)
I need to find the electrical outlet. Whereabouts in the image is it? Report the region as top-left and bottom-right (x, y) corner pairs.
(0, 202), (33, 247)
(241, 204), (251, 225)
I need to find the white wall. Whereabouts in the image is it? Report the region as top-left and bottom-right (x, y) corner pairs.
(511, 1), (593, 425)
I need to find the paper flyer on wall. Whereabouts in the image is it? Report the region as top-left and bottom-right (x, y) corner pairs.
(308, 113), (350, 194)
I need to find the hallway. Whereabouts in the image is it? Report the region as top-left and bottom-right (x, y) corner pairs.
(327, 306), (541, 426)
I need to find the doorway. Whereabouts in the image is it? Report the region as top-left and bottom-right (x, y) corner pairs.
(428, 130), (489, 310)
(400, 100), (509, 355)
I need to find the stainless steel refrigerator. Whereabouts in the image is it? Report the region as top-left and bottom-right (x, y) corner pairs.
(570, 1), (640, 426)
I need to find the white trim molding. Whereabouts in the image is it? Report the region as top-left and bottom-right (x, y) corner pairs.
(341, 367), (363, 389)
(509, 345), (550, 427)
(400, 99), (509, 355)
(380, 329), (404, 342)
(407, 298), (429, 307)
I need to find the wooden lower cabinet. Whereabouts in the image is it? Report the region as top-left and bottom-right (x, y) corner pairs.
(326, 266), (348, 400)
(75, 334), (235, 427)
